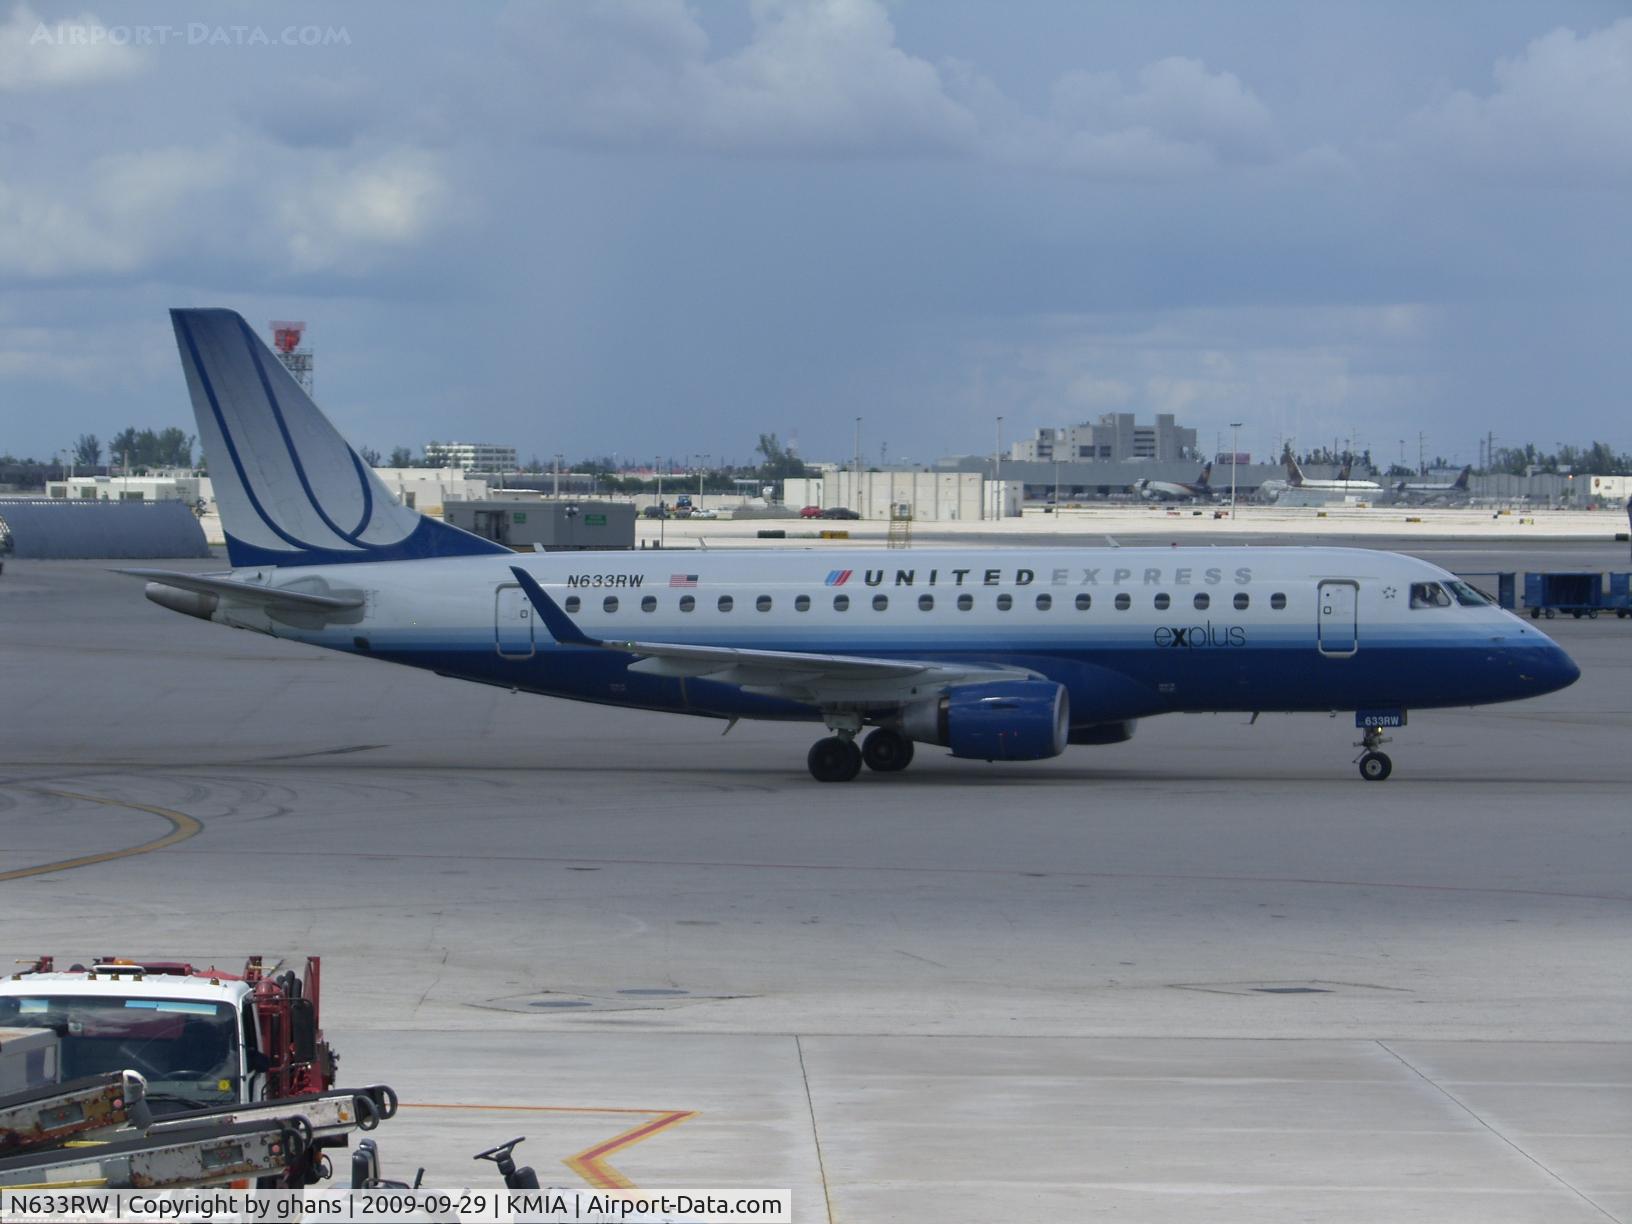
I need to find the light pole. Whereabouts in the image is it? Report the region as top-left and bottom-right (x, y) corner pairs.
(552, 453), (561, 500)
(1229, 422), (1242, 512)
(853, 417), (862, 512)
(656, 458), (665, 549)
(698, 453), (709, 508)
(994, 415), (1004, 520)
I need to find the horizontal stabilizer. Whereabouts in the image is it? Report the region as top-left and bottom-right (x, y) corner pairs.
(120, 568), (364, 611)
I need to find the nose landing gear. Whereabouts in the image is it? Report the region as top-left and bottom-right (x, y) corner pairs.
(1354, 725), (1393, 781)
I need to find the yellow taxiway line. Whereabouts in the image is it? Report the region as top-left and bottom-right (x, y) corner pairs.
(0, 789), (203, 883)
(398, 1103), (697, 1189)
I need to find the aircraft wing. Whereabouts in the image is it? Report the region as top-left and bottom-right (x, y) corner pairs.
(508, 566), (1032, 705)
(120, 569), (365, 611)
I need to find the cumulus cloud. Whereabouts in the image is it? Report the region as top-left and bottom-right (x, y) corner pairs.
(0, 143), (452, 281)
(0, 3), (145, 91)
(1402, 18), (1632, 181)
(277, 150), (449, 271)
(499, 0), (1282, 176)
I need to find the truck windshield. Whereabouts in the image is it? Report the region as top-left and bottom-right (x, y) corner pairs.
(0, 995), (238, 1111)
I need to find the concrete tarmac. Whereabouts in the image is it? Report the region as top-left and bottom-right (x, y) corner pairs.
(1, 542), (1628, 1221)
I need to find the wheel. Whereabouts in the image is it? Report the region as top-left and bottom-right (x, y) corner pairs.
(861, 728), (915, 773)
(1571, 610), (1582, 619)
(1587, 609), (1599, 619)
(1358, 751), (1393, 782)
(1530, 608), (1540, 619)
(807, 736), (862, 782)
(1545, 608), (1556, 619)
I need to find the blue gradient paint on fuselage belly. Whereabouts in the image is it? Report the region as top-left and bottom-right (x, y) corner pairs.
(349, 634), (1576, 725)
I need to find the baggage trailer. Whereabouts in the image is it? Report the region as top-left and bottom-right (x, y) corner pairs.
(1609, 572), (1632, 619)
(1524, 571), (1607, 619)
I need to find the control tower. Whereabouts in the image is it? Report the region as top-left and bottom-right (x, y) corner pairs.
(269, 321), (314, 395)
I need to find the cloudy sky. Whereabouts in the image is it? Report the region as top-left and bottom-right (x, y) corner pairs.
(2, 0), (1629, 469)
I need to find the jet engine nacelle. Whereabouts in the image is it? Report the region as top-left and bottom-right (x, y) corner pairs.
(901, 680), (1070, 761)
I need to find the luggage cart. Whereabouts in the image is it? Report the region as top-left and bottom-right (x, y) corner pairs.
(1523, 571), (1607, 619)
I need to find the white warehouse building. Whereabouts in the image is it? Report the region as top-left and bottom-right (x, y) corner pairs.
(783, 471), (1019, 520)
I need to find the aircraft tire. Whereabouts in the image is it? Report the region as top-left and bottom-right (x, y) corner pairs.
(1358, 751), (1393, 782)
(808, 736), (863, 782)
(861, 728), (915, 773)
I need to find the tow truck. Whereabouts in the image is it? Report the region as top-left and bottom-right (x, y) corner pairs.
(0, 956), (378, 1187)
(0, 956), (333, 1112)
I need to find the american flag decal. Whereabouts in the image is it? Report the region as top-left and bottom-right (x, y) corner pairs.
(825, 569), (852, 586)
(669, 574), (699, 588)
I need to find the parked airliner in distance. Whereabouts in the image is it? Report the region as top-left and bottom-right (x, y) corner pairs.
(1130, 463), (1213, 502)
(1280, 447), (1383, 494)
(1395, 466), (1473, 502)
(131, 310), (1579, 782)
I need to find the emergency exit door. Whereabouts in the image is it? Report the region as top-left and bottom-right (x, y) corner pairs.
(495, 583), (535, 658)
(1317, 580), (1358, 656)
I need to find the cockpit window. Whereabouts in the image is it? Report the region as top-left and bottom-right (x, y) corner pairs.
(1444, 580), (1491, 607)
(1409, 582), (1453, 609)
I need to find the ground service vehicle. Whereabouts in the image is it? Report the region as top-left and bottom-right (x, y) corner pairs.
(0, 957), (333, 1115)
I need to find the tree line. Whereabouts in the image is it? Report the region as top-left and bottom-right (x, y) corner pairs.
(65, 428), (196, 471)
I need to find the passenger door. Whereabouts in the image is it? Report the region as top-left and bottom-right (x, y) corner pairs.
(1317, 580), (1358, 656)
(495, 583), (535, 658)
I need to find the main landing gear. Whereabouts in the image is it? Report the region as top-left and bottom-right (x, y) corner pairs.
(1354, 725), (1394, 782)
(807, 723), (916, 781)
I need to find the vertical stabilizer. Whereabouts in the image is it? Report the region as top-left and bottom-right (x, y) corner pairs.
(170, 309), (509, 568)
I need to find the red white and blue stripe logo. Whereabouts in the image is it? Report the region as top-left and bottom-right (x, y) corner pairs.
(825, 570), (852, 586)
(669, 574), (699, 588)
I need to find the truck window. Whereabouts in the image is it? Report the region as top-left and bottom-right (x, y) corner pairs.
(0, 995), (239, 1113)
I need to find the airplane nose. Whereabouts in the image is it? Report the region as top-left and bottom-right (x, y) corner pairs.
(1515, 639), (1580, 695)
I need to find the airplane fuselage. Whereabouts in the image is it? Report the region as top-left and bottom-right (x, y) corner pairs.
(196, 544), (1577, 728)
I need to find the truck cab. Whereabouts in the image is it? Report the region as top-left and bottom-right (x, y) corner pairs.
(0, 957), (329, 1116)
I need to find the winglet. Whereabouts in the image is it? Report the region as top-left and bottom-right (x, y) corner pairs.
(509, 566), (600, 646)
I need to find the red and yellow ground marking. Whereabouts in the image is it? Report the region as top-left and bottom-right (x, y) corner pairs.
(400, 1103), (696, 1189)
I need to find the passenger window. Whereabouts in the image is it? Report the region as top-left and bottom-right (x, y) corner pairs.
(957, 593), (974, 611)
(834, 594), (850, 611)
(795, 595), (811, 612)
(1075, 593), (1091, 611)
(1035, 593), (1052, 611)
(718, 595), (734, 612)
(1233, 592), (1249, 610)
(1114, 593), (1131, 611)
(641, 595), (656, 612)
(918, 594), (934, 611)
(756, 595), (772, 612)
(873, 594), (889, 611)
(996, 593), (1013, 611)
(603, 596), (618, 613)
(564, 596), (581, 613)
(679, 595), (695, 612)
(1409, 582), (1452, 609)
(1270, 592), (1287, 610)
(1154, 593), (1171, 611)
(1194, 593), (1210, 611)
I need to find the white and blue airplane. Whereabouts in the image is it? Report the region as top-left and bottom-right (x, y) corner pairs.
(130, 309), (1579, 783)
